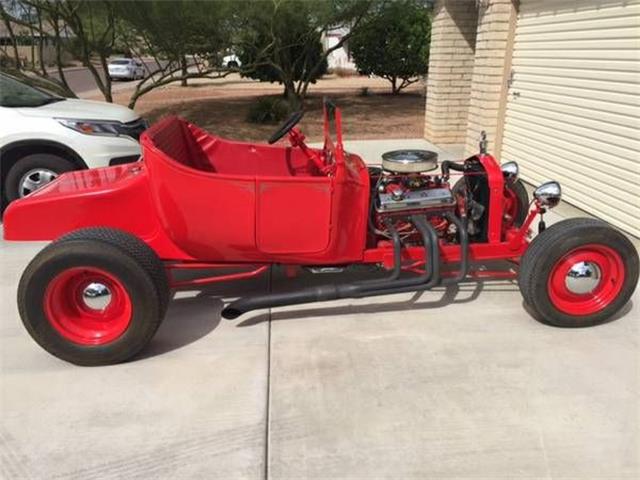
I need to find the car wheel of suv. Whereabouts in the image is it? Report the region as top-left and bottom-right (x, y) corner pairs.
(5, 153), (76, 201)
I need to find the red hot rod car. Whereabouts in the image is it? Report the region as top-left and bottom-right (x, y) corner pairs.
(4, 101), (638, 365)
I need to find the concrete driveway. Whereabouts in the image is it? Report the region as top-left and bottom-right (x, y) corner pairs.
(1, 141), (638, 479)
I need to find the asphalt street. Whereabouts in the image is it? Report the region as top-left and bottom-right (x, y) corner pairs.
(50, 59), (165, 95)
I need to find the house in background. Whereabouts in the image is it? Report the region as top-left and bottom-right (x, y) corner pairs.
(424, 0), (639, 237)
(0, 20), (72, 67)
(322, 26), (357, 72)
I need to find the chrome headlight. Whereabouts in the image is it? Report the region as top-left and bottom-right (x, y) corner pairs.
(57, 119), (121, 136)
(534, 181), (562, 208)
(500, 161), (519, 184)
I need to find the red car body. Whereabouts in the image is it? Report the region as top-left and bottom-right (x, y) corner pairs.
(4, 110), (527, 267)
(5, 103), (637, 365)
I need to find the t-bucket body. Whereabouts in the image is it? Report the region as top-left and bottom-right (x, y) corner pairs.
(6, 101), (638, 366)
(3, 107), (370, 264)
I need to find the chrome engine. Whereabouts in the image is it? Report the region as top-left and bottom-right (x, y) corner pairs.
(377, 187), (455, 213)
(375, 149), (455, 215)
(371, 149), (459, 242)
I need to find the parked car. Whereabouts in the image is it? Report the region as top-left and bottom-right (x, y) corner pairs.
(107, 58), (145, 81)
(4, 100), (638, 365)
(222, 54), (241, 69)
(0, 72), (146, 204)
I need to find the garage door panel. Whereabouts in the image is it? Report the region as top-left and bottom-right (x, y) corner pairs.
(514, 165), (639, 227)
(508, 81), (640, 109)
(502, 127), (640, 187)
(516, 38), (638, 52)
(514, 58), (640, 74)
(505, 85), (639, 118)
(518, 1), (640, 24)
(522, 161), (640, 237)
(513, 48), (638, 61)
(501, 0), (640, 236)
(508, 73), (638, 95)
(501, 140), (640, 200)
(517, 14), (640, 35)
(505, 109), (640, 153)
(505, 116), (639, 164)
(508, 99), (639, 136)
(516, 26), (640, 42)
(510, 67), (639, 86)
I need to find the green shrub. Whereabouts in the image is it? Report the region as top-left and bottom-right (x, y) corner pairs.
(247, 96), (293, 124)
(350, 0), (431, 94)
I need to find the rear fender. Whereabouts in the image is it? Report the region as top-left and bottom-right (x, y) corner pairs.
(3, 163), (190, 260)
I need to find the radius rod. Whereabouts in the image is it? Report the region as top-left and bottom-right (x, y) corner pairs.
(221, 213), (469, 319)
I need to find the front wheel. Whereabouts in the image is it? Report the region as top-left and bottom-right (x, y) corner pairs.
(519, 218), (639, 327)
(18, 236), (165, 365)
(5, 154), (75, 201)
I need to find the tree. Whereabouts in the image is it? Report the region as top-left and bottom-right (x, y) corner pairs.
(0, 0), (76, 97)
(116, 0), (235, 108)
(2, 0), (239, 107)
(2, 0), (119, 102)
(56, 0), (118, 102)
(350, 0), (431, 94)
(236, 0), (375, 105)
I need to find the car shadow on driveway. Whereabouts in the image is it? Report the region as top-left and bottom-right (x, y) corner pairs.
(137, 273), (270, 359)
(137, 294), (224, 360)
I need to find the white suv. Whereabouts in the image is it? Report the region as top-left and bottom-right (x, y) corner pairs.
(0, 73), (146, 204)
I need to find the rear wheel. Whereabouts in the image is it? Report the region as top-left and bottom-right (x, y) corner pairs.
(519, 218), (639, 327)
(18, 236), (165, 365)
(57, 228), (170, 317)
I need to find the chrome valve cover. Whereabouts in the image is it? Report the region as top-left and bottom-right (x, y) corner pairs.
(377, 187), (455, 213)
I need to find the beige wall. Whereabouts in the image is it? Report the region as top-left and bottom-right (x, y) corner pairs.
(424, 0), (478, 145)
(13, 44), (72, 67)
(464, 0), (517, 156)
(424, 0), (516, 155)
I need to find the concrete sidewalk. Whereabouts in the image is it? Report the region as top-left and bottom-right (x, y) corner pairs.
(1, 139), (638, 479)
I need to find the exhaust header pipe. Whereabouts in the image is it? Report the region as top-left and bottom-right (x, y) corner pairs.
(221, 214), (468, 319)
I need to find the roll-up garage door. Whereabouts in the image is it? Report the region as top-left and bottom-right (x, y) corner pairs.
(500, 0), (640, 237)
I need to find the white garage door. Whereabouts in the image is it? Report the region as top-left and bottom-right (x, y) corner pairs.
(501, 0), (640, 237)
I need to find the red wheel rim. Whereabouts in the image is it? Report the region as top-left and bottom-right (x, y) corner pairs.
(548, 244), (625, 315)
(44, 267), (132, 345)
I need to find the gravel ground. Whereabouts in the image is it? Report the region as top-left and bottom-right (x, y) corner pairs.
(90, 74), (427, 142)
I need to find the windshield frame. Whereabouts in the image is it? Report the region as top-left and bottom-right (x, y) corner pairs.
(0, 73), (64, 108)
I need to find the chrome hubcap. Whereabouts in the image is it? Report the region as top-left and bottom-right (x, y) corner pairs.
(19, 168), (58, 197)
(565, 261), (601, 295)
(82, 283), (112, 311)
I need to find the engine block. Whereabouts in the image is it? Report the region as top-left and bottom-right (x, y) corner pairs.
(377, 187), (455, 213)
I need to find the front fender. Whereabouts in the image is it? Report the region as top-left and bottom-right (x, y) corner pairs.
(3, 163), (191, 260)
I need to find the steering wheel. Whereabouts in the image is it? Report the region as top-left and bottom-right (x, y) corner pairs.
(268, 110), (304, 144)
